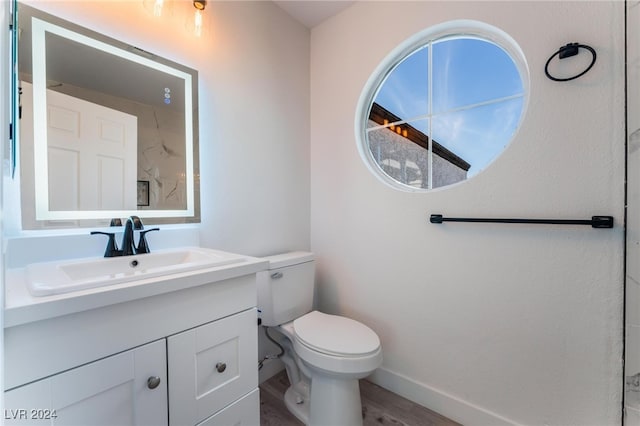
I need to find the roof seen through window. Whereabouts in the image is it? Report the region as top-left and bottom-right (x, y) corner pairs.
(368, 34), (525, 183)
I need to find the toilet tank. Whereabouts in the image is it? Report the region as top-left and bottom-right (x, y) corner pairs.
(257, 251), (315, 326)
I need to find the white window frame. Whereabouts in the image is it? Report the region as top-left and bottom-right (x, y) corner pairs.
(355, 20), (530, 192)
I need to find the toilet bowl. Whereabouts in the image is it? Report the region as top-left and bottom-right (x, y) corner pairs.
(287, 311), (382, 376)
(257, 252), (382, 426)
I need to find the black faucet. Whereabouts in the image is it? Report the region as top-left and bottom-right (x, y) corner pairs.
(90, 231), (120, 257)
(121, 216), (143, 256)
(91, 216), (159, 257)
(136, 227), (160, 254)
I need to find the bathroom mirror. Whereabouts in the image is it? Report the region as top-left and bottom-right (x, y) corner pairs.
(16, 3), (200, 227)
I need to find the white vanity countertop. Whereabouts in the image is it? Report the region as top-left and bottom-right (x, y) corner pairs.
(5, 248), (269, 328)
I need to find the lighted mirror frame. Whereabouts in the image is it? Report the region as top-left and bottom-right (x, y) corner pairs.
(28, 13), (197, 221)
(355, 20), (529, 192)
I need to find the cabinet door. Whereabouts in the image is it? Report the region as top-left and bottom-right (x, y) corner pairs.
(168, 309), (258, 426)
(4, 339), (167, 426)
(195, 389), (259, 426)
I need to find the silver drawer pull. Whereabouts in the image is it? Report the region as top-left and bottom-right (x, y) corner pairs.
(271, 272), (283, 279)
(215, 362), (227, 373)
(147, 376), (161, 390)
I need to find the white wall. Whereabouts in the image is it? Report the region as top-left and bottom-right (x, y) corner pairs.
(310, 2), (625, 425)
(196, 1), (310, 257)
(7, 0), (310, 259)
(626, 2), (640, 424)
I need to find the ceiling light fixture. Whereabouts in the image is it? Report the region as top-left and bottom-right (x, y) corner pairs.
(143, 0), (166, 17)
(189, 0), (207, 37)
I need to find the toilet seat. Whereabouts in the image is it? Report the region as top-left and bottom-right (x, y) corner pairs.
(278, 311), (383, 376)
(293, 311), (380, 357)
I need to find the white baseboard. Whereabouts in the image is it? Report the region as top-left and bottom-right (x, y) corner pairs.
(368, 367), (522, 426)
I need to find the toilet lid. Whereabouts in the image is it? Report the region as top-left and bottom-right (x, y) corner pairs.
(293, 311), (380, 357)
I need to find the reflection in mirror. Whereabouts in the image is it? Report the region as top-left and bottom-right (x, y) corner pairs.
(17, 3), (200, 228)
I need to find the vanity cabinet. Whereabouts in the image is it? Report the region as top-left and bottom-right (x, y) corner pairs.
(168, 309), (259, 426)
(4, 339), (168, 426)
(195, 389), (260, 426)
(4, 267), (267, 426)
(4, 311), (259, 426)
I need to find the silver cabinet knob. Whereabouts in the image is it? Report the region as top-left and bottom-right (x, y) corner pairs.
(271, 272), (283, 279)
(147, 376), (161, 389)
(215, 362), (227, 373)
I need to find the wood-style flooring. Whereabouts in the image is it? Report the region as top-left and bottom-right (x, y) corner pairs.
(259, 370), (462, 426)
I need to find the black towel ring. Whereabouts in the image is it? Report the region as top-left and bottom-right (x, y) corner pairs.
(544, 42), (596, 82)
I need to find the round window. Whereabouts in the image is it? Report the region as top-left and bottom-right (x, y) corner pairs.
(356, 21), (529, 191)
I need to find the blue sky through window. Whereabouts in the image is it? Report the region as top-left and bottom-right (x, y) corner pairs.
(374, 46), (429, 120)
(371, 36), (524, 177)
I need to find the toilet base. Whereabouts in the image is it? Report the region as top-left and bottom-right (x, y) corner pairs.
(274, 323), (373, 426)
(283, 384), (310, 424)
(284, 375), (363, 426)
(308, 374), (363, 426)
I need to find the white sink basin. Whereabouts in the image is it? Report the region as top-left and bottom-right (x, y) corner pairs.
(26, 247), (247, 297)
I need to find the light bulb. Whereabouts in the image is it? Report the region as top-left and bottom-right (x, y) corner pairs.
(143, 0), (170, 17)
(194, 8), (203, 37)
(185, 1), (207, 37)
(153, 0), (163, 16)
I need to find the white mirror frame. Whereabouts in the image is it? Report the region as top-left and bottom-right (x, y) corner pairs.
(31, 17), (195, 220)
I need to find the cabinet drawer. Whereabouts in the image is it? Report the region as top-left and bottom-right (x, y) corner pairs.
(195, 389), (259, 426)
(4, 339), (167, 426)
(168, 309), (258, 426)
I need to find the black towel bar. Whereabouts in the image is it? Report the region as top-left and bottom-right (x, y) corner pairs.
(429, 214), (614, 229)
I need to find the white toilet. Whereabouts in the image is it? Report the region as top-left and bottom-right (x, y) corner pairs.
(257, 252), (382, 426)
